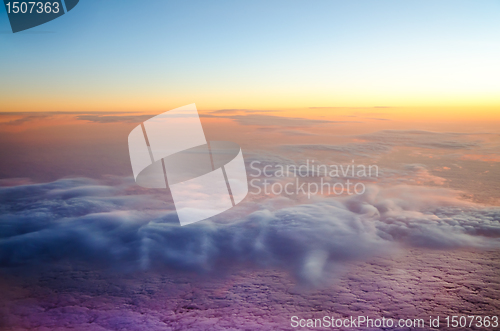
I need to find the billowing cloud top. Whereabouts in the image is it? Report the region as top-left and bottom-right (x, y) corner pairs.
(1, 177), (498, 285)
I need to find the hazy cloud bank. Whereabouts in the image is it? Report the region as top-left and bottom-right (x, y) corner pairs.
(0, 178), (499, 284)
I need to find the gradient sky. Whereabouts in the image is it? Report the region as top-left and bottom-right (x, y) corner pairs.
(1, 0), (500, 114)
(1, 4), (500, 329)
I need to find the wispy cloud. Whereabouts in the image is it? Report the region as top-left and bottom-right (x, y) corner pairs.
(0, 114), (52, 126)
(282, 142), (393, 158)
(208, 109), (280, 115)
(76, 114), (154, 124)
(282, 130), (485, 158)
(280, 130), (318, 136)
(356, 130), (481, 150)
(366, 117), (390, 121)
(202, 113), (356, 127)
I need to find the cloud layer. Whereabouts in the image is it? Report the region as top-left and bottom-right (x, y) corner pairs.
(281, 130), (492, 158)
(1, 178), (499, 285)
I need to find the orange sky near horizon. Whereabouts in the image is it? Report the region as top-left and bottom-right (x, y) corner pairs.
(1, 104), (499, 125)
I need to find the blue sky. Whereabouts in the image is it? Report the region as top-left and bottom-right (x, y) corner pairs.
(1, 0), (499, 111)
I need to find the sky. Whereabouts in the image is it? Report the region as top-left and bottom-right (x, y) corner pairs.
(1, 0), (500, 117)
(1, 2), (500, 330)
